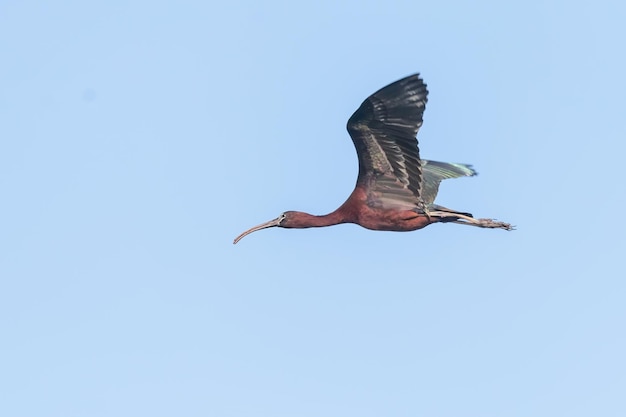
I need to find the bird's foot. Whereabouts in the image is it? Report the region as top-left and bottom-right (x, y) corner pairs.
(472, 218), (515, 231)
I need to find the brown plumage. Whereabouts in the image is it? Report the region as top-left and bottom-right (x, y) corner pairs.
(234, 74), (512, 244)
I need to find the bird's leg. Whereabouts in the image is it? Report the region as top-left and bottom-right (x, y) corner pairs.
(450, 218), (515, 230)
(428, 210), (514, 231)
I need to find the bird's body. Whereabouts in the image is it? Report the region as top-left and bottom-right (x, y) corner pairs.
(234, 74), (511, 244)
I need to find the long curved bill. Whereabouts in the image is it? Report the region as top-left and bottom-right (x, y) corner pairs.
(233, 217), (281, 244)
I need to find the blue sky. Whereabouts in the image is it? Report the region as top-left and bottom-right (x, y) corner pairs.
(1, 1), (625, 416)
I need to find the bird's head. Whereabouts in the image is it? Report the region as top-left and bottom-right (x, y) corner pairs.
(233, 211), (300, 244)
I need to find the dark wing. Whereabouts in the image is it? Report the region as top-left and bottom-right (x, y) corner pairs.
(347, 74), (428, 210)
(420, 160), (477, 205)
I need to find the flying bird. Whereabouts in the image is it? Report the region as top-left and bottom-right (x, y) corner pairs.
(234, 74), (512, 244)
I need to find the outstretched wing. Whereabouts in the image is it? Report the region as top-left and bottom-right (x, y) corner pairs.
(347, 74), (428, 210)
(420, 160), (477, 205)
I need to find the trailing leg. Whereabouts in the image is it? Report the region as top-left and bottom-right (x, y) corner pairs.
(429, 210), (513, 231)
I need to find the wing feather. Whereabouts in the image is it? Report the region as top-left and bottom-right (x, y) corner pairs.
(347, 74), (428, 209)
(420, 160), (477, 205)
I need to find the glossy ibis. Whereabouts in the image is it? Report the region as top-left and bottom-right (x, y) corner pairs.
(234, 74), (512, 244)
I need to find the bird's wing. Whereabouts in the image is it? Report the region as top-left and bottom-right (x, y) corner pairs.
(420, 160), (477, 205)
(347, 74), (428, 210)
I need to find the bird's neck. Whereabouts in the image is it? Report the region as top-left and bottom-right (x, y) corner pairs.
(287, 210), (346, 228)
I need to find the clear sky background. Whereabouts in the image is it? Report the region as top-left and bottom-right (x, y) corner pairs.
(1, 1), (625, 416)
